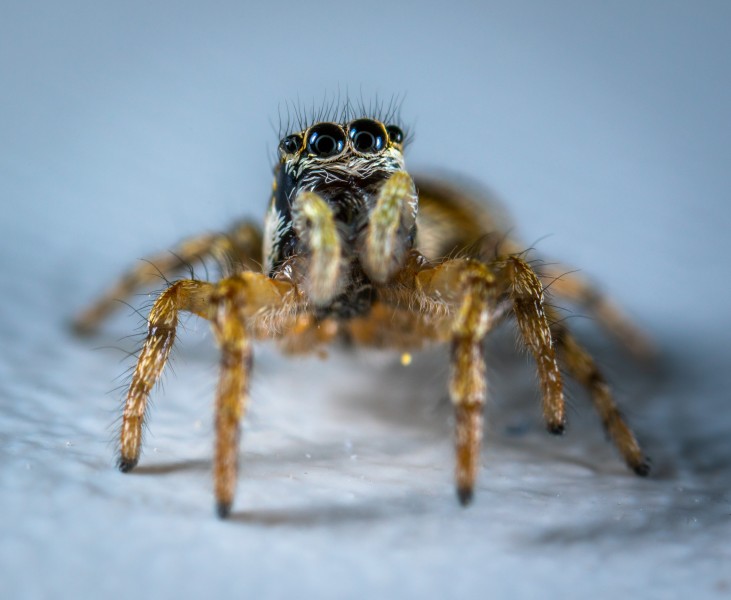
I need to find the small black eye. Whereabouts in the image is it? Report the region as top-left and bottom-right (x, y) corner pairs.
(348, 119), (387, 153)
(279, 134), (302, 155)
(386, 125), (404, 145)
(306, 123), (345, 158)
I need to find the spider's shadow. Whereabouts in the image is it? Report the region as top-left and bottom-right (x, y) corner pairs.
(133, 459), (210, 476)
(125, 324), (730, 538)
(226, 497), (431, 527)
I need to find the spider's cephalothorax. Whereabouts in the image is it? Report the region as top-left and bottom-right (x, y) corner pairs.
(264, 119), (415, 320)
(75, 111), (651, 519)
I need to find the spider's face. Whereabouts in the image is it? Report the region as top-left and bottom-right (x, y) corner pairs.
(278, 119), (405, 163)
(264, 119), (408, 276)
(277, 119), (406, 190)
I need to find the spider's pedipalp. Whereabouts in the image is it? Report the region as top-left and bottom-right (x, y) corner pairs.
(291, 190), (342, 306)
(362, 170), (417, 283)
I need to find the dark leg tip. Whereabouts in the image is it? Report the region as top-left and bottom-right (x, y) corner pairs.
(70, 319), (95, 337)
(216, 501), (232, 519)
(117, 457), (138, 473)
(633, 460), (651, 477)
(548, 422), (565, 436)
(457, 486), (474, 506)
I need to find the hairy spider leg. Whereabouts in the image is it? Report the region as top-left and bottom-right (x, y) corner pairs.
(413, 259), (498, 505)
(73, 221), (263, 334)
(119, 272), (296, 518)
(413, 179), (652, 360)
(209, 278), (251, 518)
(207, 277), (262, 517)
(547, 308), (650, 476)
(118, 280), (215, 471)
(499, 256), (566, 434)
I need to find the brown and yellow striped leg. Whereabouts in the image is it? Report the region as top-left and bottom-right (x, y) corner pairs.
(550, 316), (650, 475)
(118, 280), (215, 472)
(73, 221), (262, 334)
(207, 272), (295, 517)
(417, 259), (497, 505)
(210, 279), (252, 518)
(540, 265), (653, 359)
(503, 257), (566, 434)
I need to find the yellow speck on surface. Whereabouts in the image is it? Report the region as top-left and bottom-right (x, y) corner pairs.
(401, 352), (412, 366)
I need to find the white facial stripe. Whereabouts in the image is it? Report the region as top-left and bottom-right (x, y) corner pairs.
(262, 203), (290, 274)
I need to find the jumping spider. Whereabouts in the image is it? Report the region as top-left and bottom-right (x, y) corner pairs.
(75, 111), (650, 518)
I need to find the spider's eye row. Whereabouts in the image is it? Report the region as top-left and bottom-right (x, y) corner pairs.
(279, 134), (302, 155)
(386, 125), (404, 145)
(348, 119), (387, 154)
(306, 123), (345, 158)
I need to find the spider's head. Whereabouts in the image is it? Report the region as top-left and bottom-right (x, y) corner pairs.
(276, 119), (406, 189)
(264, 118), (411, 284)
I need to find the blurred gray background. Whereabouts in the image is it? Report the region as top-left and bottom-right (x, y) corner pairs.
(1, 1), (730, 599)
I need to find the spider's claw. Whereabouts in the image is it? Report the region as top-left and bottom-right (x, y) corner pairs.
(548, 422), (565, 436)
(117, 456), (138, 473)
(632, 458), (651, 477)
(457, 486), (474, 506)
(70, 316), (96, 337)
(216, 501), (232, 519)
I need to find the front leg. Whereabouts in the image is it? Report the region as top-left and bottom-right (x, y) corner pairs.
(209, 272), (295, 518)
(209, 278), (252, 518)
(119, 271), (295, 519)
(416, 259), (498, 504)
(119, 280), (215, 471)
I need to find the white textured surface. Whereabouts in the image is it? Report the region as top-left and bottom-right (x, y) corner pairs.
(2, 2), (730, 599)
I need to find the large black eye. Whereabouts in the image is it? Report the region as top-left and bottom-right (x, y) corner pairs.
(348, 119), (387, 153)
(386, 125), (404, 145)
(306, 123), (345, 158)
(279, 134), (302, 155)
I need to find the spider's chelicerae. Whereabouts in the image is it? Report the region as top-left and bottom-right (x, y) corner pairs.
(75, 109), (650, 518)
